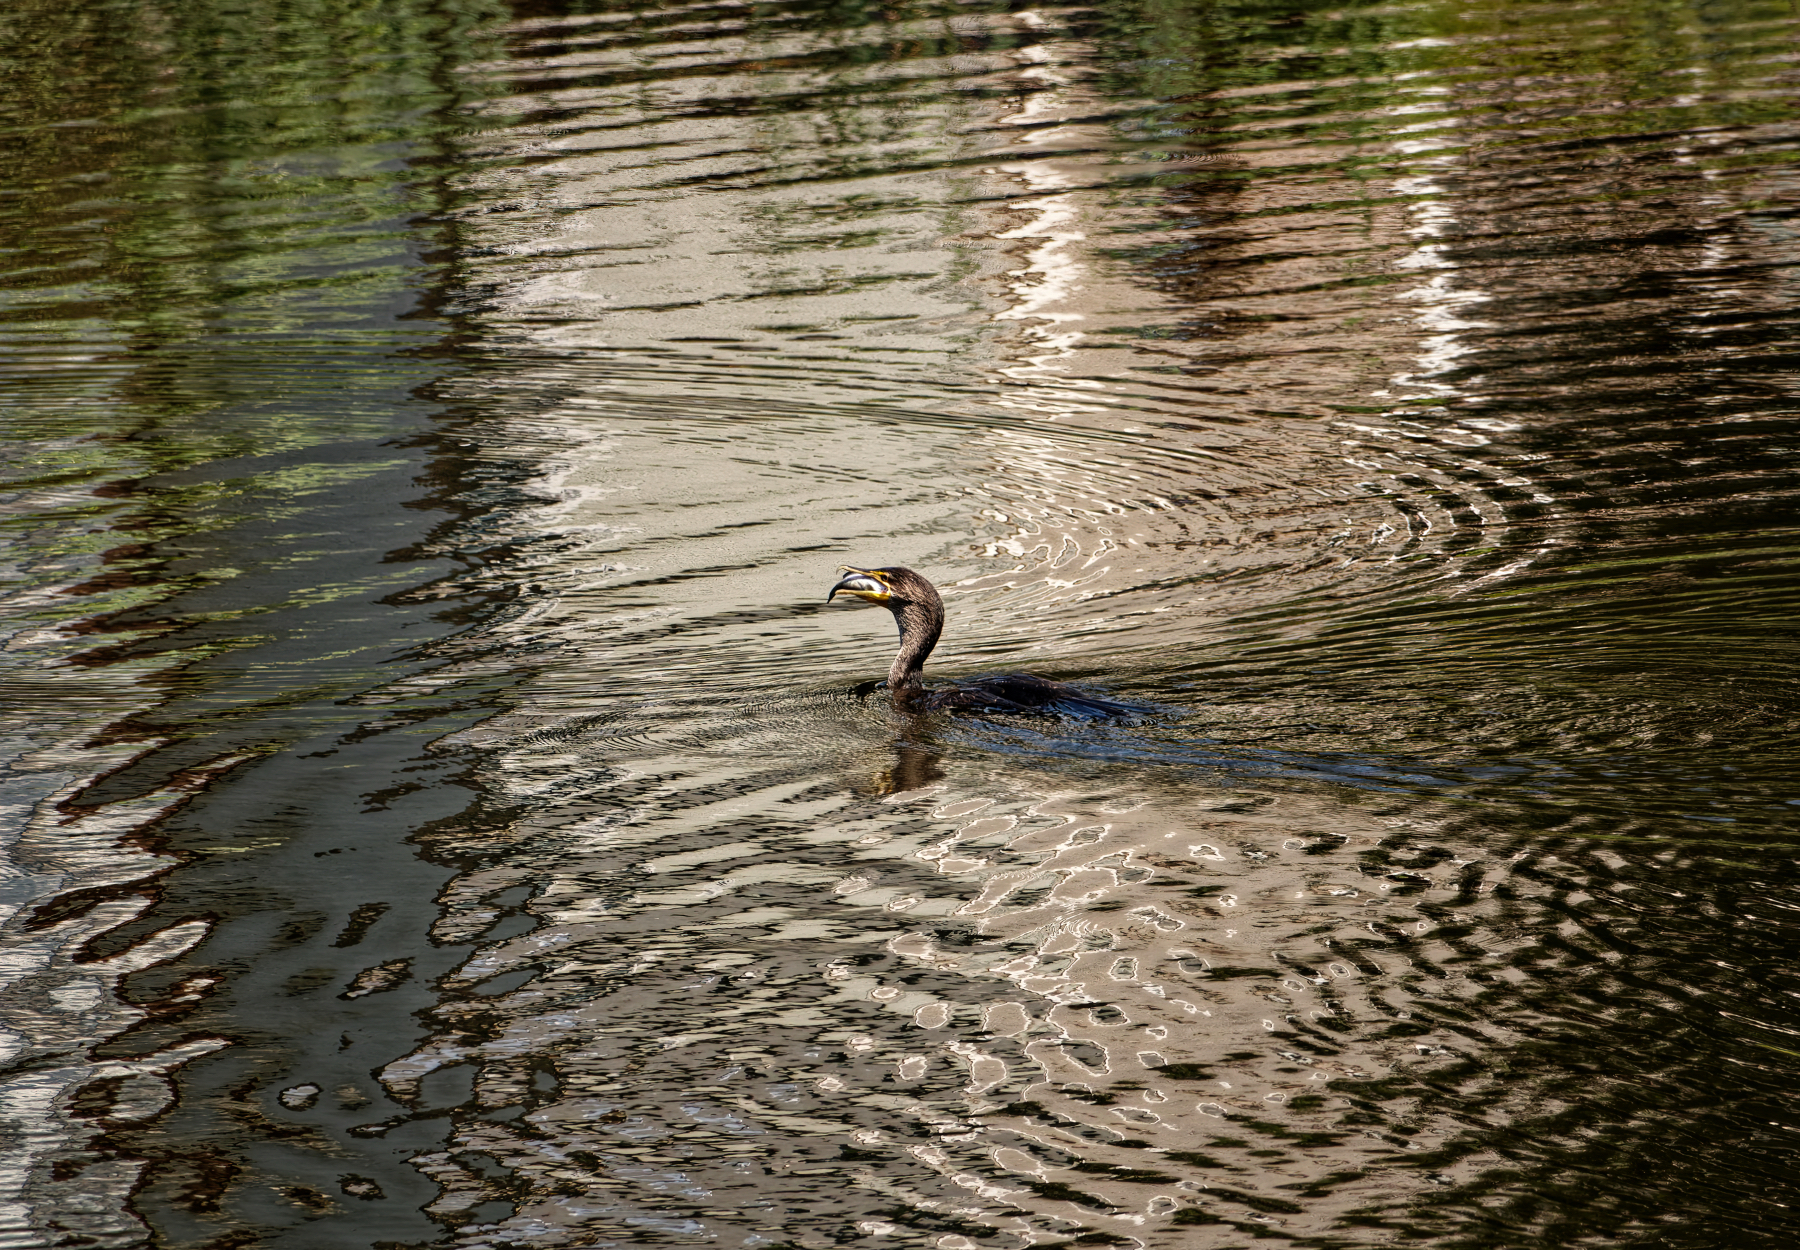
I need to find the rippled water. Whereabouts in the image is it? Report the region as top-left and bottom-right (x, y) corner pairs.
(5, 0), (1800, 1245)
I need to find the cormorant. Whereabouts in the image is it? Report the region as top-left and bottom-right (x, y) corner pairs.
(828, 565), (1130, 717)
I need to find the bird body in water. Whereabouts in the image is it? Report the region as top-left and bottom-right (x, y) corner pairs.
(828, 565), (1130, 717)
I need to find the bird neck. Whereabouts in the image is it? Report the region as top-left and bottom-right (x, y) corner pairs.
(888, 600), (943, 700)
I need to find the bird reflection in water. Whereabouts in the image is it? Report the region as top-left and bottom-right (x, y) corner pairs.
(828, 565), (1130, 717)
(868, 734), (946, 796)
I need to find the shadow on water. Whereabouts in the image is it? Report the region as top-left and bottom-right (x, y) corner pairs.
(3, 0), (1800, 1245)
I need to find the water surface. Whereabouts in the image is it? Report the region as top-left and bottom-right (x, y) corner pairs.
(3, 0), (1799, 1246)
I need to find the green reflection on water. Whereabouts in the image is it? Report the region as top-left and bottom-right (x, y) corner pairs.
(1088, 0), (1800, 172)
(1, 0), (511, 642)
(1, 0), (507, 434)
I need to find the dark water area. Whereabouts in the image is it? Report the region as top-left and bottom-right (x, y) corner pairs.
(4, 0), (1800, 1245)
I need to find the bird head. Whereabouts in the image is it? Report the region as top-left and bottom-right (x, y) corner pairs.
(828, 565), (947, 691)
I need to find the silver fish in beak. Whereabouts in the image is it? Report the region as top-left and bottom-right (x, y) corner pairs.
(828, 566), (892, 603)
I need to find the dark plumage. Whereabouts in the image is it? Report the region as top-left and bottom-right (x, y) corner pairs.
(827, 565), (1130, 717)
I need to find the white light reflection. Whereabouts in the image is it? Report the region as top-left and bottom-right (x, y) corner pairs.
(985, 28), (1115, 420)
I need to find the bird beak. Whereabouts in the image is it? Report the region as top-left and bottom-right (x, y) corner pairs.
(829, 566), (892, 603)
